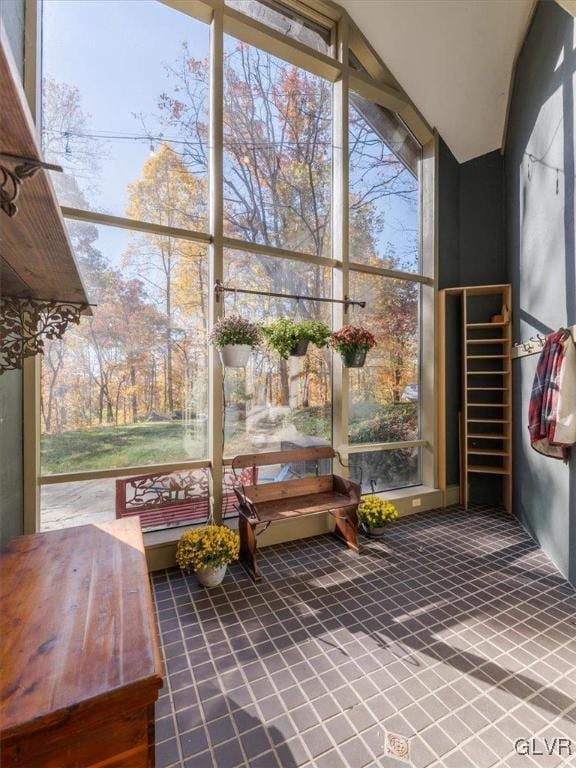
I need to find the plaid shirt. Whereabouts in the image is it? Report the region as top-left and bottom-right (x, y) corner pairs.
(528, 329), (575, 461)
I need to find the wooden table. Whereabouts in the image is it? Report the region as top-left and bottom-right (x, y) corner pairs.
(0, 518), (163, 767)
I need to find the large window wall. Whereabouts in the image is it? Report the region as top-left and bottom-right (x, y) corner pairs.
(33, 0), (435, 534)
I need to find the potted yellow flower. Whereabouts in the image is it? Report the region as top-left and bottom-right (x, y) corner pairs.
(358, 496), (399, 538)
(176, 525), (240, 587)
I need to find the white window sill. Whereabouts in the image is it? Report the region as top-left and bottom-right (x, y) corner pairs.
(143, 484), (444, 548)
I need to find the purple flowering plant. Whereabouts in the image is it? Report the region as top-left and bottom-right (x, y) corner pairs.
(208, 315), (261, 348)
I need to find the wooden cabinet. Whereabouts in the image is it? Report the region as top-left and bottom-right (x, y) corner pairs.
(0, 519), (163, 767)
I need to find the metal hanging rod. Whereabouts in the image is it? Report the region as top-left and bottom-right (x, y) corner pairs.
(512, 325), (576, 360)
(214, 280), (366, 310)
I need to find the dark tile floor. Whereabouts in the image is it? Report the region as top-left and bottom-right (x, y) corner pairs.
(151, 505), (576, 768)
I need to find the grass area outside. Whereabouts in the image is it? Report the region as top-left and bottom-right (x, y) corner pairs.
(41, 403), (419, 474)
(41, 421), (207, 474)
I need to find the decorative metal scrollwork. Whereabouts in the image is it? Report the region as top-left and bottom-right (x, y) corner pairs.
(127, 470), (210, 510)
(0, 152), (63, 218)
(0, 297), (87, 374)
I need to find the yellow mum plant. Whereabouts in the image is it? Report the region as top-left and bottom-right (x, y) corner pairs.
(176, 525), (240, 572)
(358, 496), (399, 528)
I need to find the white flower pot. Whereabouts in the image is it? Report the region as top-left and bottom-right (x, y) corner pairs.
(369, 525), (387, 537)
(196, 565), (227, 588)
(220, 344), (251, 368)
(361, 522), (387, 539)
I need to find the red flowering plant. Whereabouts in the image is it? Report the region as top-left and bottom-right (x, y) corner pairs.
(329, 325), (376, 354)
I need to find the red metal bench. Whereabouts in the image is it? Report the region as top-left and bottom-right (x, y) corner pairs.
(115, 467), (256, 530)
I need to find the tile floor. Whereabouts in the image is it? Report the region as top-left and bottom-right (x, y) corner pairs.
(151, 505), (576, 768)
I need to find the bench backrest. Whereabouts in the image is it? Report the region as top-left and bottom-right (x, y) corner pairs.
(232, 446), (336, 474)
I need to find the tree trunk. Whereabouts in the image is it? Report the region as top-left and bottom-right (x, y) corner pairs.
(98, 385), (104, 424)
(166, 269), (174, 416)
(130, 365), (138, 423)
(106, 393), (114, 423)
(393, 359), (402, 403)
(279, 360), (289, 406)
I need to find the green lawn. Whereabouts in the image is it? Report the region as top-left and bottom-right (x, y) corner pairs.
(41, 421), (207, 474)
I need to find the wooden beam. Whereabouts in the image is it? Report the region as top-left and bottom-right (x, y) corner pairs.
(349, 70), (409, 114)
(61, 207), (212, 245)
(223, 6), (342, 82)
(555, 0), (576, 17)
(39, 459), (210, 485)
(159, 0), (214, 24)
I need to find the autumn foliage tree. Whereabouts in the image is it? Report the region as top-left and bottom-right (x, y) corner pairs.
(39, 37), (419, 465)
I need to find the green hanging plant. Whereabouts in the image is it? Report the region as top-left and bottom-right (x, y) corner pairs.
(262, 319), (331, 360)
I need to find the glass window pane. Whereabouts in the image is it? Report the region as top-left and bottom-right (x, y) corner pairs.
(40, 221), (208, 475)
(349, 93), (421, 272)
(223, 37), (332, 257)
(226, 0), (333, 55)
(350, 448), (420, 494)
(348, 273), (420, 445)
(222, 251), (332, 457)
(40, 468), (210, 532)
(41, 0), (209, 230)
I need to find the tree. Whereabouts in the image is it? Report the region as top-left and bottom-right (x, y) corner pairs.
(42, 77), (102, 208)
(125, 144), (208, 416)
(40, 40), (420, 471)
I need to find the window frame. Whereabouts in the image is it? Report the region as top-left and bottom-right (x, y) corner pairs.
(23, 0), (437, 539)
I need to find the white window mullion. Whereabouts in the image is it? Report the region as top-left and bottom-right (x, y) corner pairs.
(208, 0), (225, 522)
(332, 15), (349, 477)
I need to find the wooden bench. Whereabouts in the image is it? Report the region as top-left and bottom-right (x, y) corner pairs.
(232, 447), (361, 581)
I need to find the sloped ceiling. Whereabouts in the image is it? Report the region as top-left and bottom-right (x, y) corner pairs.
(339, 0), (536, 162)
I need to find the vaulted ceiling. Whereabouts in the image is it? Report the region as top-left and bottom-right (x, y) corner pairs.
(340, 0), (536, 162)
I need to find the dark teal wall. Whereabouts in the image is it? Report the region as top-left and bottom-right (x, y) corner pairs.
(438, 139), (461, 488)
(459, 152), (507, 286)
(505, 0), (575, 584)
(438, 140), (507, 495)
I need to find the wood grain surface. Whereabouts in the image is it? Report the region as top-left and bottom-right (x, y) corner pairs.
(0, 518), (162, 767)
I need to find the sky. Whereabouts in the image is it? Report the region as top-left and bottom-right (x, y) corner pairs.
(42, 0), (418, 274)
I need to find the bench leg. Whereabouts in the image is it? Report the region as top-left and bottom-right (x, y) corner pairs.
(332, 506), (359, 553)
(239, 514), (261, 582)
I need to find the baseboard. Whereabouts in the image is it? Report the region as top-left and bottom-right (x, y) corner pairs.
(444, 484), (460, 506)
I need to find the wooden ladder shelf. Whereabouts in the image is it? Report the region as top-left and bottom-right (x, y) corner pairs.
(440, 284), (512, 512)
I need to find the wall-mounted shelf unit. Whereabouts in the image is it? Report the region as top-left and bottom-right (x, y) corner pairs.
(0, 23), (88, 305)
(0, 23), (90, 373)
(439, 284), (512, 512)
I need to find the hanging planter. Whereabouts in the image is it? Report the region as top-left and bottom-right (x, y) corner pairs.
(262, 319), (331, 360)
(290, 339), (310, 357)
(176, 525), (240, 588)
(209, 315), (261, 368)
(330, 325), (376, 369)
(341, 349), (368, 368)
(220, 344), (251, 368)
(358, 496), (399, 539)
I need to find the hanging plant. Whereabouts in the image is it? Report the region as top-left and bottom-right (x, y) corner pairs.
(209, 315), (261, 368)
(262, 319), (331, 360)
(330, 325), (376, 368)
